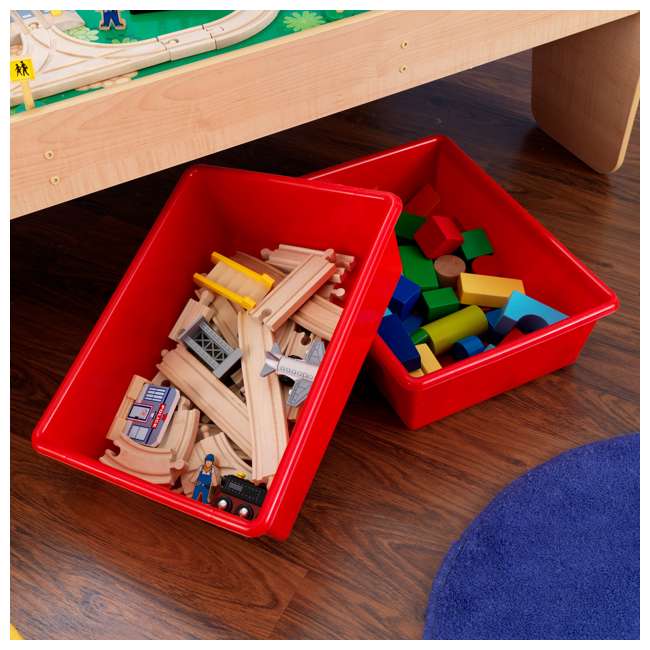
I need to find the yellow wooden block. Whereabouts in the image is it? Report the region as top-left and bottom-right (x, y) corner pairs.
(416, 343), (442, 374)
(458, 272), (525, 308)
(409, 368), (424, 377)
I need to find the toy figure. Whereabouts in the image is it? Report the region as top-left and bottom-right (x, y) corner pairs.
(98, 10), (126, 31)
(191, 453), (219, 503)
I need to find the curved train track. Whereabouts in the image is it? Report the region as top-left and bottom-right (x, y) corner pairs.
(10, 10), (278, 106)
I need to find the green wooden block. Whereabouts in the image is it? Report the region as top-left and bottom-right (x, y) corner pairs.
(395, 211), (426, 241)
(421, 287), (460, 321)
(399, 244), (438, 290)
(411, 327), (429, 345)
(460, 228), (493, 261)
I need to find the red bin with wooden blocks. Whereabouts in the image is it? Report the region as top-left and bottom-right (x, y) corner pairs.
(306, 135), (618, 429)
(31, 166), (401, 540)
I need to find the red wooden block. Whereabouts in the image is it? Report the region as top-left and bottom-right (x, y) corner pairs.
(498, 328), (526, 347)
(414, 215), (464, 259)
(405, 183), (440, 216)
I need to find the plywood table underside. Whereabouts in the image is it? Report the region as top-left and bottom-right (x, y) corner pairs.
(10, 10), (639, 218)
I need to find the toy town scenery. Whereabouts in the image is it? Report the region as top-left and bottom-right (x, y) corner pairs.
(9, 9), (363, 112)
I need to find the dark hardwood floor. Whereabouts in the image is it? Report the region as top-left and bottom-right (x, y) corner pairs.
(10, 50), (639, 639)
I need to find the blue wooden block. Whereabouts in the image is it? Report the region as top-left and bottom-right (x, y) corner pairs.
(495, 291), (567, 336)
(485, 308), (506, 342)
(401, 312), (424, 335)
(451, 335), (485, 360)
(389, 275), (421, 319)
(378, 312), (421, 371)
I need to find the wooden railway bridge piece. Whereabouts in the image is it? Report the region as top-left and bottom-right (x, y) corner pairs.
(205, 251), (275, 304)
(238, 312), (288, 483)
(249, 253), (337, 332)
(180, 432), (252, 498)
(10, 9), (278, 106)
(157, 344), (252, 458)
(179, 316), (242, 380)
(193, 251), (275, 311)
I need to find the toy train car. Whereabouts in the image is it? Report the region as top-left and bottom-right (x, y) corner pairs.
(214, 475), (267, 520)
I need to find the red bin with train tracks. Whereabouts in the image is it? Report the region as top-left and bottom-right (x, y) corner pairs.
(31, 166), (401, 540)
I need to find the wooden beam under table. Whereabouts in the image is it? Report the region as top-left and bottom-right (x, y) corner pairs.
(10, 10), (636, 217)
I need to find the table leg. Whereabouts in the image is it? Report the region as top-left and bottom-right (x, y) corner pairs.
(531, 13), (639, 173)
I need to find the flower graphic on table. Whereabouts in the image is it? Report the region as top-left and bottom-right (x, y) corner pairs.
(65, 25), (100, 42)
(283, 11), (326, 32)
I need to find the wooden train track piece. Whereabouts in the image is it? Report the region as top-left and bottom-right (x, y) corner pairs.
(277, 243), (355, 271)
(210, 294), (239, 348)
(160, 396), (200, 470)
(100, 435), (185, 485)
(318, 283), (346, 300)
(180, 432), (252, 497)
(261, 247), (345, 284)
(249, 254), (336, 332)
(233, 251), (286, 283)
(292, 294), (343, 341)
(169, 292), (215, 342)
(274, 320), (297, 354)
(237, 312), (288, 482)
(10, 10), (278, 106)
(157, 344), (252, 457)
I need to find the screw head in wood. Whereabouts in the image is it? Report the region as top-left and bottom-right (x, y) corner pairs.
(400, 40), (408, 49)
(399, 64), (408, 73)
(49, 175), (60, 185)
(44, 150), (54, 160)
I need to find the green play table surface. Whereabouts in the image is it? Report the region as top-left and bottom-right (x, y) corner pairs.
(11, 9), (364, 114)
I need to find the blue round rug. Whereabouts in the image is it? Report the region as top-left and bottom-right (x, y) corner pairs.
(424, 434), (640, 640)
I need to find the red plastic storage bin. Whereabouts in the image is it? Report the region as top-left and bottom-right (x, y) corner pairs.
(31, 166), (401, 540)
(306, 135), (619, 429)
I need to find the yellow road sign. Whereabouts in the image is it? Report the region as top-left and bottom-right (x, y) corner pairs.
(10, 58), (35, 82)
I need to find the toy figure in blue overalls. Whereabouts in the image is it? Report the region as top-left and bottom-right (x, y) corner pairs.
(191, 453), (220, 504)
(98, 10), (126, 31)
